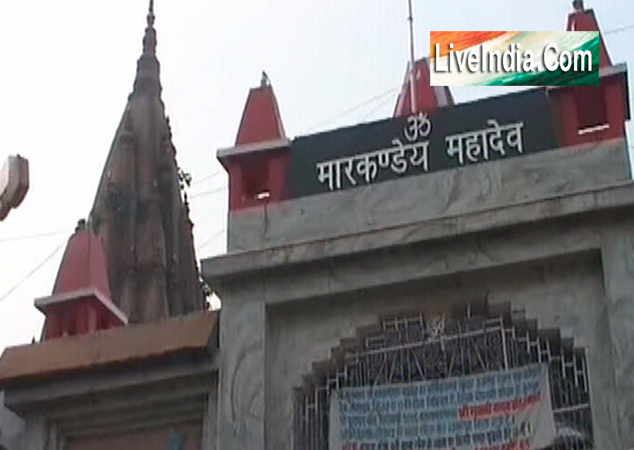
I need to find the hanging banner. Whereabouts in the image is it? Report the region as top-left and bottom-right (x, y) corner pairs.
(329, 364), (556, 450)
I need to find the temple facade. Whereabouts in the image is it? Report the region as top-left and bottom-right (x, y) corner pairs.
(1, 2), (634, 450)
(203, 3), (633, 450)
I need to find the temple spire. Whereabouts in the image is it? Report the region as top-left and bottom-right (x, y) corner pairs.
(88, 0), (204, 323)
(143, 0), (157, 56)
(135, 0), (161, 95)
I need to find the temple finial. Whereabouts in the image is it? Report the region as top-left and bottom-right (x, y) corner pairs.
(261, 71), (270, 87)
(143, 0), (157, 55)
(572, 0), (584, 12)
(148, 0), (155, 26)
(134, 0), (161, 95)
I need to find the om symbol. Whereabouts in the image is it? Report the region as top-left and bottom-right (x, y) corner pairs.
(427, 314), (446, 338)
(404, 112), (432, 142)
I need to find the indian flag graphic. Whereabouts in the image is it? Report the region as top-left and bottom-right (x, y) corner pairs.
(430, 31), (599, 87)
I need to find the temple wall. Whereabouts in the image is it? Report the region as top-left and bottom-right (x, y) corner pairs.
(209, 186), (634, 450)
(207, 130), (634, 450)
(228, 138), (630, 253)
(264, 253), (620, 449)
(0, 392), (25, 450)
(0, 372), (218, 450)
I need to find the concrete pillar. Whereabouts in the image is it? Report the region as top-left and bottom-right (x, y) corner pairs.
(20, 418), (47, 450)
(217, 278), (266, 449)
(601, 216), (634, 448)
(0, 392), (25, 450)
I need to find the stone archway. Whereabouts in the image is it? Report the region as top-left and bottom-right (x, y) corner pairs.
(294, 303), (593, 450)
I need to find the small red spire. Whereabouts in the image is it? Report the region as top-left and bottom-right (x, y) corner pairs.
(566, 1), (612, 68)
(393, 58), (454, 118)
(51, 220), (111, 298)
(36, 220), (127, 340)
(235, 72), (287, 145)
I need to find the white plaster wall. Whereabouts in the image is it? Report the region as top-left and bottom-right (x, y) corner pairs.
(264, 255), (617, 450)
(210, 139), (634, 450)
(0, 392), (24, 450)
(228, 139), (630, 252)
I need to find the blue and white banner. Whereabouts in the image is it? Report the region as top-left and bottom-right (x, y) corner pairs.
(329, 364), (556, 450)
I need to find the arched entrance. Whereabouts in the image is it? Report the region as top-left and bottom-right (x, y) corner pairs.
(294, 304), (592, 449)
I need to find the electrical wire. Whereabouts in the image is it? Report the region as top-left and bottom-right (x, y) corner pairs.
(196, 228), (226, 253)
(360, 92), (400, 123)
(0, 229), (71, 244)
(604, 24), (634, 36)
(0, 240), (66, 304)
(300, 86), (400, 136)
(190, 170), (226, 187)
(189, 185), (227, 200)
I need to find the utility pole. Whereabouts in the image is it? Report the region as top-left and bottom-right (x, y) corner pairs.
(407, 0), (418, 113)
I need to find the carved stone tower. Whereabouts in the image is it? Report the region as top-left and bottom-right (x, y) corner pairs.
(89, 1), (204, 323)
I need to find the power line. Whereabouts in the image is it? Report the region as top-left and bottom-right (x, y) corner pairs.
(360, 92), (400, 123)
(0, 229), (71, 244)
(196, 228), (226, 253)
(604, 24), (634, 36)
(0, 240), (66, 304)
(190, 170), (226, 187)
(189, 185), (227, 200)
(300, 86), (400, 135)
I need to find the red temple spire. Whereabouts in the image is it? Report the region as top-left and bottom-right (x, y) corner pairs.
(393, 58), (454, 118)
(37, 221), (127, 340)
(235, 72), (287, 146)
(566, 0), (612, 68)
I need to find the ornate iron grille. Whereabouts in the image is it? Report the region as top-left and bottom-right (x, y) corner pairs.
(294, 307), (593, 450)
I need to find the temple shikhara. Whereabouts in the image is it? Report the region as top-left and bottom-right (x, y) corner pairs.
(0, 1), (633, 449)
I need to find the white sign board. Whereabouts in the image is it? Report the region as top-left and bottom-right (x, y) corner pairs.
(330, 364), (556, 450)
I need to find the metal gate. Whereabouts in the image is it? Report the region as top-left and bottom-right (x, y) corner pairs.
(294, 305), (593, 449)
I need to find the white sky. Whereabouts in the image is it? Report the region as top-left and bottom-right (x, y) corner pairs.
(0, 0), (633, 350)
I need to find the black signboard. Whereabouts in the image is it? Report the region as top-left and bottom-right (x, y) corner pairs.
(288, 89), (559, 199)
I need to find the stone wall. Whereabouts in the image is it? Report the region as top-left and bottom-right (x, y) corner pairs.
(206, 138), (634, 450)
(0, 392), (24, 450)
(228, 138), (630, 252)
(265, 253), (615, 449)
(207, 190), (634, 449)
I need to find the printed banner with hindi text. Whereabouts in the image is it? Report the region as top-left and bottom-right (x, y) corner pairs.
(329, 364), (556, 450)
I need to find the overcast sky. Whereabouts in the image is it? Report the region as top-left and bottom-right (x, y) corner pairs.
(0, 0), (632, 350)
